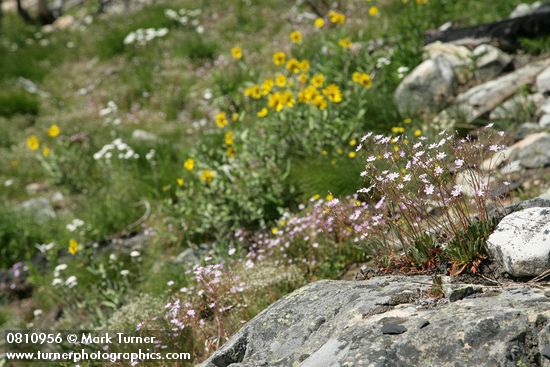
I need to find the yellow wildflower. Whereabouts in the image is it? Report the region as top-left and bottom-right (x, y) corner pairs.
(336, 148), (344, 155)
(352, 72), (373, 89)
(311, 73), (325, 88)
(404, 117), (412, 124)
(414, 129), (422, 137)
(273, 51), (286, 66)
(68, 239), (78, 255)
(348, 151), (357, 158)
(271, 227), (279, 235)
(314, 17), (325, 28)
(290, 30), (302, 43)
(326, 193), (334, 201)
(232, 112), (239, 122)
(184, 158), (195, 171)
(226, 146), (236, 158)
(275, 74), (287, 87)
(26, 135), (40, 151)
(48, 124), (60, 137)
(328, 10), (346, 24)
(312, 194), (321, 201)
(338, 37), (352, 49)
(416, 0), (428, 4)
(299, 60), (310, 72)
(261, 79), (274, 95)
(286, 58), (301, 74)
(42, 147), (50, 157)
(200, 169), (216, 184)
(391, 126), (405, 134)
(231, 46), (243, 60)
(368, 6), (379, 16)
(349, 138), (357, 146)
(355, 200), (362, 207)
(257, 108), (268, 117)
(176, 178), (184, 187)
(215, 112), (229, 128)
(224, 131), (234, 145)
(312, 95), (327, 110)
(323, 84), (343, 103)
(244, 85), (262, 99)
(299, 74), (308, 84)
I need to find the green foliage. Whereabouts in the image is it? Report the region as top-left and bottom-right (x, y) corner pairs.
(445, 218), (498, 269)
(0, 90), (39, 117)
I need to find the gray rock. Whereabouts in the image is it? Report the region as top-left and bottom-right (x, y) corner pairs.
(489, 93), (543, 120)
(381, 323), (407, 335)
(200, 276), (550, 367)
(509, 2), (542, 18)
(536, 66), (550, 94)
(540, 114), (550, 128)
(507, 132), (550, 168)
(451, 58), (550, 123)
(539, 98), (550, 115)
(394, 56), (456, 115)
(473, 44), (512, 81)
(487, 207), (550, 277)
(19, 198), (56, 220)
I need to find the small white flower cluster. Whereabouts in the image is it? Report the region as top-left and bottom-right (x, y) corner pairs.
(93, 138), (139, 161)
(164, 8), (204, 33)
(99, 100), (121, 125)
(397, 66), (410, 79)
(123, 28), (169, 46)
(52, 264), (78, 288)
(66, 218), (85, 232)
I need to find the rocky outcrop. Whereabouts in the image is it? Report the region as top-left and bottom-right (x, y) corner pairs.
(200, 276), (550, 367)
(451, 58), (550, 123)
(487, 207), (550, 277)
(394, 56), (456, 115)
(537, 67), (550, 94)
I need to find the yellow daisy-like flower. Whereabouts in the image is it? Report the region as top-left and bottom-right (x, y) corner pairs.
(244, 85), (262, 99)
(232, 112), (239, 122)
(326, 193), (334, 201)
(26, 135), (40, 151)
(352, 72), (373, 89)
(184, 158), (195, 171)
(271, 227), (279, 235)
(275, 74), (287, 87)
(310, 73), (325, 88)
(215, 112), (229, 128)
(298, 74), (308, 84)
(403, 117), (412, 124)
(42, 147), (50, 157)
(299, 60), (310, 72)
(68, 239), (78, 255)
(328, 10), (346, 25)
(349, 138), (357, 146)
(312, 95), (327, 110)
(231, 46), (243, 60)
(176, 178), (184, 187)
(286, 58), (301, 74)
(391, 126), (405, 134)
(48, 124), (60, 137)
(261, 79), (274, 95)
(368, 6), (379, 16)
(338, 37), (352, 49)
(312, 194), (321, 201)
(257, 108), (268, 117)
(226, 146), (236, 158)
(314, 17), (325, 28)
(348, 151), (357, 158)
(200, 169), (216, 184)
(322, 84), (343, 103)
(273, 51), (286, 66)
(290, 30), (302, 43)
(414, 129), (422, 137)
(224, 131), (234, 146)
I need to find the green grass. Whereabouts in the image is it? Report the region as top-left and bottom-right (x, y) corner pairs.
(0, 90), (39, 117)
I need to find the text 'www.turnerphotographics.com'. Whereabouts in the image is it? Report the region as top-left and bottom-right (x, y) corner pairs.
(4, 330), (192, 364)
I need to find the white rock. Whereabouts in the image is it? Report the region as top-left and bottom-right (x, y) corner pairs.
(487, 207), (550, 277)
(394, 56), (456, 115)
(540, 114), (550, 128)
(509, 3), (532, 18)
(508, 132), (550, 168)
(536, 67), (550, 94)
(539, 98), (550, 115)
(452, 58), (550, 123)
(19, 198), (56, 220)
(424, 42), (472, 67)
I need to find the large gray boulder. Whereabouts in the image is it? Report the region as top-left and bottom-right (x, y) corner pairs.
(487, 207), (550, 277)
(394, 56), (456, 115)
(200, 276), (550, 367)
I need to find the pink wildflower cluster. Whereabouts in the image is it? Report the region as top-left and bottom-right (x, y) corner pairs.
(333, 127), (508, 266)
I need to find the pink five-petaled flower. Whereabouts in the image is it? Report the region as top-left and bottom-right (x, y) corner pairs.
(454, 159), (464, 168)
(424, 184), (435, 195)
(451, 184), (463, 197)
